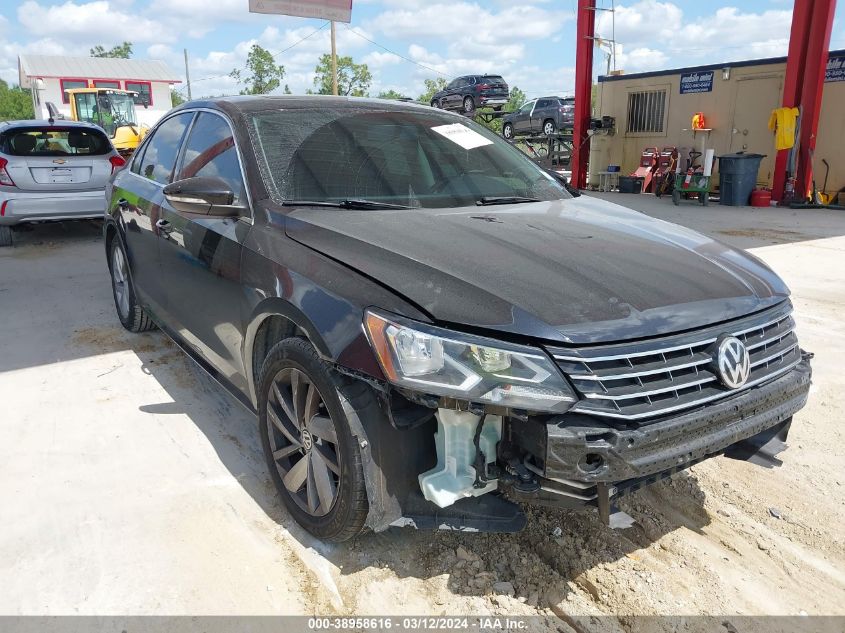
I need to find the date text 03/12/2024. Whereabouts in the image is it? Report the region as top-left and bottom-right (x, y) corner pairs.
(307, 617), (530, 630)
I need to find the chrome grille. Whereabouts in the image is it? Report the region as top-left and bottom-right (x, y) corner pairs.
(549, 302), (801, 421)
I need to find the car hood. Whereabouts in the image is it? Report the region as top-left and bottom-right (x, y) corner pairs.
(284, 196), (789, 344)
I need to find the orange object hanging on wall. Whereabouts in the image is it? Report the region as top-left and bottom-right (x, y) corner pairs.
(692, 112), (706, 130)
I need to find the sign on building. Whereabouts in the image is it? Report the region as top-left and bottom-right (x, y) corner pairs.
(679, 70), (714, 94)
(826, 53), (845, 82)
(248, 0), (352, 22)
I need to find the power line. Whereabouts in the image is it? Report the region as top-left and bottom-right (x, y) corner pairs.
(179, 21), (330, 92)
(342, 24), (448, 78)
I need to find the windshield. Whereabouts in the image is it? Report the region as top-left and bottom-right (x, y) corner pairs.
(249, 108), (571, 209)
(73, 91), (138, 137)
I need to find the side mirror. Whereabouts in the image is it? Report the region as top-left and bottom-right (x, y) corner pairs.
(163, 177), (244, 216)
(546, 169), (581, 197)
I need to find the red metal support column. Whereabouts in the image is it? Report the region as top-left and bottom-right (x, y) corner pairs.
(771, 0), (813, 202)
(572, 0), (596, 190)
(794, 0), (836, 201)
(773, 0), (837, 202)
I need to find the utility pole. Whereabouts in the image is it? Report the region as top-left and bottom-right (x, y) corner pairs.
(330, 21), (339, 96)
(183, 48), (192, 101)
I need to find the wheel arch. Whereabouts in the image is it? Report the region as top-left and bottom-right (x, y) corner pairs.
(103, 218), (119, 258)
(244, 298), (335, 408)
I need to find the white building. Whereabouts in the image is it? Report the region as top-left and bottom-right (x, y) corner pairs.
(18, 55), (181, 127)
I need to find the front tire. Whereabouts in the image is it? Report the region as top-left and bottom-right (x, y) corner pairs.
(502, 123), (514, 140)
(543, 119), (556, 136)
(259, 337), (369, 542)
(108, 237), (156, 332)
(430, 100), (439, 108)
(0, 225), (12, 248)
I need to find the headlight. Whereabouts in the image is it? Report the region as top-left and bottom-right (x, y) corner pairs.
(364, 310), (577, 413)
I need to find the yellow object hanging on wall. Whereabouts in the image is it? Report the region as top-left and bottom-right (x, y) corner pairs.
(768, 107), (799, 151)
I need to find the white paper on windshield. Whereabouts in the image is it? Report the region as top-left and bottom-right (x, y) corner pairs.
(431, 123), (493, 150)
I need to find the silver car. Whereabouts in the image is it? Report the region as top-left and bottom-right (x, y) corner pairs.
(0, 120), (125, 247)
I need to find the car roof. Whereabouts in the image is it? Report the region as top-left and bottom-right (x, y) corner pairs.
(170, 94), (446, 118)
(0, 119), (107, 130)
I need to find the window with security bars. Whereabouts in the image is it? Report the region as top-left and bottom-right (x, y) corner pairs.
(626, 89), (667, 133)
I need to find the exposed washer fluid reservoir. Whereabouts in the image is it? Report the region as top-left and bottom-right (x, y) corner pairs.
(418, 410), (502, 508)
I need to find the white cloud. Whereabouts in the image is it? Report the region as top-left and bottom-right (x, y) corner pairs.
(366, 2), (570, 43)
(361, 51), (401, 69)
(17, 1), (165, 44)
(596, 2), (792, 74)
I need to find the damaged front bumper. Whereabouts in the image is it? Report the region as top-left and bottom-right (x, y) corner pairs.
(505, 355), (812, 521)
(363, 355), (811, 533)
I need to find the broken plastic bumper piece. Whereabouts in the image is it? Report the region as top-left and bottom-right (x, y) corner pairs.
(507, 357), (811, 524)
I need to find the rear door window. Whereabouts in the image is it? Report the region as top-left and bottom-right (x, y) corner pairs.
(536, 99), (550, 109)
(0, 126), (111, 156)
(176, 112), (246, 204)
(138, 113), (193, 185)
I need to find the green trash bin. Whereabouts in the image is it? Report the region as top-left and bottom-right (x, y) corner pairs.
(718, 152), (765, 206)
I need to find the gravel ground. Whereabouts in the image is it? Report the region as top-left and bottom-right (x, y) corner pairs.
(1, 197), (843, 626)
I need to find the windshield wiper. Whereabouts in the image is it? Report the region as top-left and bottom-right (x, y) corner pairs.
(282, 199), (412, 210)
(476, 196), (541, 206)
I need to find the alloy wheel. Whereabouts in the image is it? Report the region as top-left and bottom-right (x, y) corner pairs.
(503, 124), (513, 139)
(544, 121), (555, 136)
(266, 367), (341, 517)
(111, 245), (130, 320)
(463, 96), (475, 113)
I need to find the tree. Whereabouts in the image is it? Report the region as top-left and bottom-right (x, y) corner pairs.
(171, 89), (185, 107)
(377, 89), (408, 100)
(230, 45), (285, 95)
(311, 54), (371, 96)
(418, 78), (447, 104)
(0, 79), (34, 120)
(90, 42), (133, 58)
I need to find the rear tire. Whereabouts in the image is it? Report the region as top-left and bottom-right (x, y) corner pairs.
(463, 96), (475, 114)
(543, 119), (556, 136)
(108, 237), (156, 332)
(258, 337), (369, 542)
(0, 225), (12, 248)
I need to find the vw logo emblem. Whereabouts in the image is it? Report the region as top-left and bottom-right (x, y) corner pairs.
(715, 335), (751, 389)
(301, 429), (313, 451)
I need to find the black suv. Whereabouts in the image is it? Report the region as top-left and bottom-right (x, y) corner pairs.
(502, 96), (575, 139)
(431, 75), (509, 113)
(105, 96), (811, 542)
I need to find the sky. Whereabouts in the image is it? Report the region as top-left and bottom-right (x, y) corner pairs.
(0, 0), (842, 101)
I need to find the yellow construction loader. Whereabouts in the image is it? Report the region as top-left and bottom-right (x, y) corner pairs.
(48, 88), (149, 156)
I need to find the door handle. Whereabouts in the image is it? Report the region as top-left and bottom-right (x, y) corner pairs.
(155, 219), (173, 234)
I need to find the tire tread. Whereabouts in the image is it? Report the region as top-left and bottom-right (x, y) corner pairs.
(0, 226), (12, 248)
(258, 337), (370, 542)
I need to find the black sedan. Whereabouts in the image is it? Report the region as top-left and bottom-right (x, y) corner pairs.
(105, 96), (810, 541)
